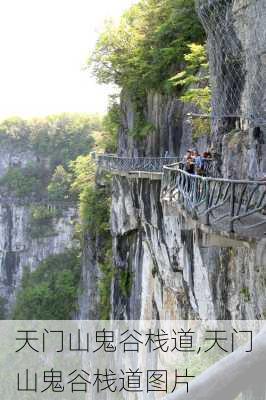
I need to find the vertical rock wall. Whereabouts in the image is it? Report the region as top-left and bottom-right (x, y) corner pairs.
(0, 202), (78, 313)
(0, 146), (78, 315)
(197, 0), (266, 179)
(118, 91), (208, 158)
(111, 175), (266, 320)
(110, 0), (266, 320)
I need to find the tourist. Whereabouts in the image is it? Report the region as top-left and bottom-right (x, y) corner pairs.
(203, 150), (212, 159)
(183, 149), (192, 163)
(181, 148), (216, 175)
(202, 150), (213, 175)
(185, 155), (195, 174)
(179, 149), (192, 170)
(194, 151), (204, 175)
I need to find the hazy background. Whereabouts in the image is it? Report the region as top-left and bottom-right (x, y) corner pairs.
(0, 0), (137, 118)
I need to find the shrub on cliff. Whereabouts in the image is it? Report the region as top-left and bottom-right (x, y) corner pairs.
(169, 43), (210, 112)
(70, 154), (111, 239)
(12, 250), (81, 320)
(169, 43), (211, 139)
(101, 95), (120, 153)
(88, 0), (205, 95)
(70, 154), (113, 319)
(0, 163), (45, 198)
(47, 165), (73, 201)
(28, 205), (62, 238)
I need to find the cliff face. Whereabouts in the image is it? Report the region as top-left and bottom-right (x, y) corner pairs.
(78, 232), (103, 320)
(3, 1), (265, 322)
(118, 91), (209, 158)
(0, 202), (77, 310)
(111, 174), (266, 320)
(198, 0), (266, 180)
(0, 146), (78, 315)
(110, 0), (266, 321)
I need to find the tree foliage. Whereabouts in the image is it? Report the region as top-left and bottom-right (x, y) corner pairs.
(70, 154), (110, 239)
(29, 114), (99, 169)
(0, 113), (102, 198)
(169, 43), (210, 113)
(101, 96), (120, 153)
(28, 205), (62, 238)
(0, 163), (46, 198)
(47, 165), (73, 201)
(12, 250), (81, 320)
(0, 114), (100, 158)
(70, 153), (113, 320)
(169, 43), (211, 139)
(88, 0), (205, 95)
(70, 155), (96, 194)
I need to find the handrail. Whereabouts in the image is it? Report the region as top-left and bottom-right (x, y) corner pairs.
(97, 154), (181, 173)
(97, 153), (266, 236)
(161, 166), (266, 234)
(164, 164), (266, 185)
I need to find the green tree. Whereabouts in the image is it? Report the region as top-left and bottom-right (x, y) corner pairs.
(69, 155), (96, 194)
(169, 43), (210, 112)
(169, 43), (211, 139)
(0, 163), (46, 198)
(0, 113), (103, 198)
(101, 96), (120, 153)
(48, 165), (72, 201)
(88, 0), (205, 94)
(12, 250), (81, 320)
(70, 153), (113, 320)
(70, 155), (110, 238)
(0, 117), (31, 147)
(29, 113), (99, 169)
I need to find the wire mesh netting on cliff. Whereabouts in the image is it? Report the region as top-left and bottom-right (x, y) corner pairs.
(195, 0), (266, 125)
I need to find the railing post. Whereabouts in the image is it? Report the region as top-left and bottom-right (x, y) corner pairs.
(193, 177), (198, 206)
(205, 180), (210, 226)
(230, 182), (235, 233)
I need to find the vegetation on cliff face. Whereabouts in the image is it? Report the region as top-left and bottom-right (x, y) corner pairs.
(0, 163), (45, 198)
(70, 154), (110, 238)
(0, 113), (101, 199)
(3, 0), (208, 320)
(101, 95), (120, 153)
(169, 43), (211, 140)
(47, 165), (72, 201)
(0, 113), (100, 153)
(88, 0), (205, 95)
(70, 151), (113, 319)
(88, 0), (206, 139)
(28, 205), (62, 238)
(0, 112), (115, 319)
(98, 248), (114, 319)
(169, 43), (210, 113)
(12, 250), (81, 319)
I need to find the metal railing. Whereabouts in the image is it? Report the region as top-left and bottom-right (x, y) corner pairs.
(97, 153), (266, 235)
(162, 164), (266, 234)
(97, 154), (180, 173)
(178, 158), (218, 178)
